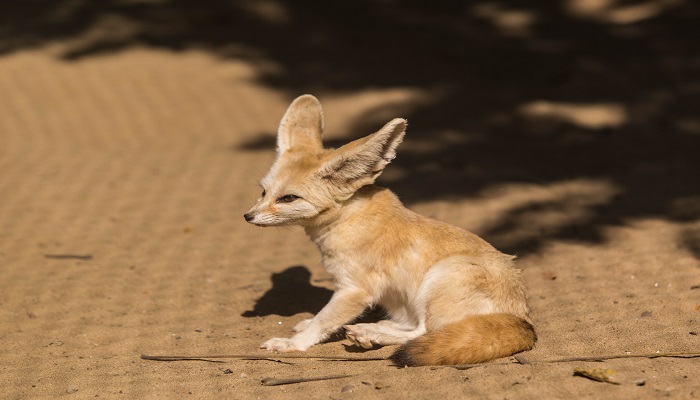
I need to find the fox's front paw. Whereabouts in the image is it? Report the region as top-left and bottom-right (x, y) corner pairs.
(292, 318), (313, 333)
(260, 338), (305, 352)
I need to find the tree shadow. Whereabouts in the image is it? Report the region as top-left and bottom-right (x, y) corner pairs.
(3, 0), (699, 255)
(241, 265), (332, 317)
(680, 227), (700, 261)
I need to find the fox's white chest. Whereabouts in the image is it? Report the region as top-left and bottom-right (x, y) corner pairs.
(319, 241), (423, 301)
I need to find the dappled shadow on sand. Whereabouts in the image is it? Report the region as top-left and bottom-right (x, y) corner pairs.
(4, 0), (699, 254)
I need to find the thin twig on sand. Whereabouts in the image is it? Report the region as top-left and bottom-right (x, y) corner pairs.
(443, 351), (700, 370)
(140, 353), (386, 363)
(523, 351), (700, 363)
(261, 374), (356, 386)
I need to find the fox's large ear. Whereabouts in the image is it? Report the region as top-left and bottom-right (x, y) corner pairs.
(318, 118), (406, 189)
(277, 94), (324, 153)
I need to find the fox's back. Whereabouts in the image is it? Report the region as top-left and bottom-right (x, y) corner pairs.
(313, 185), (519, 281)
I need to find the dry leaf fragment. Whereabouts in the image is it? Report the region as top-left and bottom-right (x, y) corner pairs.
(573, 367), (620, 384)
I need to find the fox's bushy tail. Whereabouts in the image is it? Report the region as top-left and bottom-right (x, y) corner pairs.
(390, 313), (536, 366)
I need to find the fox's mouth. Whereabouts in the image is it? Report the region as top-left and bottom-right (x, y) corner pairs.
(244, 217), (266, 227)
(250, 221), (271, 227)
(244, 213), (278, 227)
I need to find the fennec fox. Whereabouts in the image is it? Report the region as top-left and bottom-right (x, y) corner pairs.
(244, 95), (536, 366)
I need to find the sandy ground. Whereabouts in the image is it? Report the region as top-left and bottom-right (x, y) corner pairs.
(2, 3), (700, 399)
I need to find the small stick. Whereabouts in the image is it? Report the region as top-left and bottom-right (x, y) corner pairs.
(433, 361), (515, 371)
(140, 354), (292, 364)
(261, 374), (355, 386)
(141, 356), (227, 364)
(45, 254), (93, 260)
(441, 351), (700, 370)
(140, 353), (387, 362)
(535, 351), (700, 363)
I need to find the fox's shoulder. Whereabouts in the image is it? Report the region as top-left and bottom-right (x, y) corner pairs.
(345, 186), (497, 254)
(344, 186), (419, 225)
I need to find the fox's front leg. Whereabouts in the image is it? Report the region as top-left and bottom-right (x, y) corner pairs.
(261, 288), (371, 351)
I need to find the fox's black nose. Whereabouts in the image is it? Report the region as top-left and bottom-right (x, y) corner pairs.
(243, 213), (254, 222)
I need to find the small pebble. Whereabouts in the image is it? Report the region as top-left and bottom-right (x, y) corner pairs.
(221, 369), (233, 374)
(239, 373), (248, 378)
(634, 379), (646, 386)
(640, 311), (652, 318)
(66, 386), (79, 394)
(341, 385), (355, 393)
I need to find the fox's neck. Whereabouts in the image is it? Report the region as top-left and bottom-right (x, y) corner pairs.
(304, 185), (407, 252)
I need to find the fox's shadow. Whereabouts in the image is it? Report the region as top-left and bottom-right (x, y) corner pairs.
(241, 266), (333, 317)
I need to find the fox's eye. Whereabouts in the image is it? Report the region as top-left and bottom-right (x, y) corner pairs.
(277, 194), (300, 203)
(261, 189), (266, 198)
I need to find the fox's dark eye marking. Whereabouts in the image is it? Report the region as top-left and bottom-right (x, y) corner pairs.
(261, 189), (266, 198)
(277, 194), (300, 203)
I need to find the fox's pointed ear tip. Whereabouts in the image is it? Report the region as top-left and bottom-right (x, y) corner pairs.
(292, 94), (321, 105)
(388, 118), (408, 131)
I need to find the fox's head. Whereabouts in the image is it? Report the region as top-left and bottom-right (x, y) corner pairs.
(244, 94), (406, 227)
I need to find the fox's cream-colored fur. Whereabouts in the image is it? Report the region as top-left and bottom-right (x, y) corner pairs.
(244, 95), (536, 366)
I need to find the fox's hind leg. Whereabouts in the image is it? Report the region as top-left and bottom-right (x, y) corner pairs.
(344, 321), (426, 349)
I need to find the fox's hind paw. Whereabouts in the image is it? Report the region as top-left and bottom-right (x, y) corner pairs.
(260, 337), (304, 352)
(344, 324), (378, 349)
(345, 322), (420, 348)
